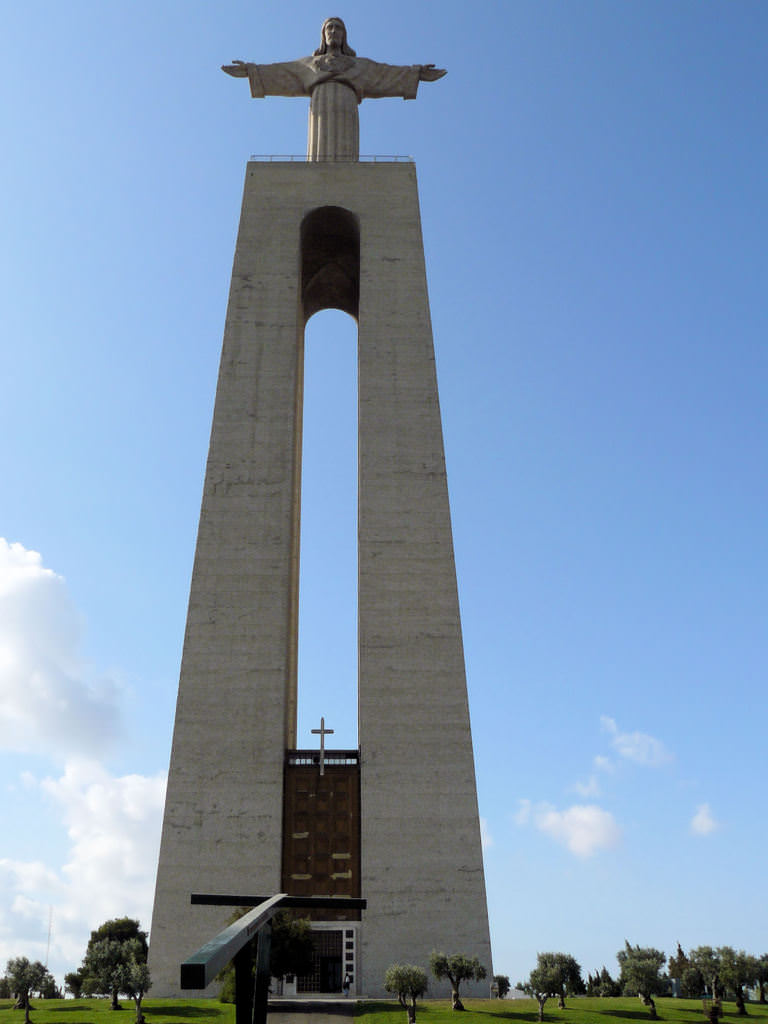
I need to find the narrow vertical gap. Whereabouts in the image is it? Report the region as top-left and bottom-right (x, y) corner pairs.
(297, 308), (358, 749)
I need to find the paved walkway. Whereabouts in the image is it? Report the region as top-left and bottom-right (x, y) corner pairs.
(268, 999), (355, 1024)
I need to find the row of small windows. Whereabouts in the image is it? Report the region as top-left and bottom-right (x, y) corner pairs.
(286, 751), (359, 766)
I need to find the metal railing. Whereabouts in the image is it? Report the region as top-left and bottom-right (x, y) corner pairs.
(248, 154), (414, 162)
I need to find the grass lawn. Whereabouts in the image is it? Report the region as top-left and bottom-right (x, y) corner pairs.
(355, 999), (768, 1024)
(1, 998), (766, 1024)
(0, 1000), (234, 1024)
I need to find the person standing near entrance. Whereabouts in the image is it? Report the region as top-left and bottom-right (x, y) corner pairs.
(343, 973), (351, 997)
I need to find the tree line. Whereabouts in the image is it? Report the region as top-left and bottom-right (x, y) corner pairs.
(516, 945), (768, 1021)
(3, 922), (765, 1024)
(1, 918), (150, 1024)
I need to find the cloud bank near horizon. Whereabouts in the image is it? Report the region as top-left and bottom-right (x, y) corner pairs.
(0, 540), (165, 981)
(0, 760), (165, 979)
(0, 539), (122, 759)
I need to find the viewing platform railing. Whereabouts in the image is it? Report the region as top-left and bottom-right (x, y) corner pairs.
(248, 154), (414, 162)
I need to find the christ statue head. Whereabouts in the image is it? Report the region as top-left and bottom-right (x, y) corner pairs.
(315, 17), (357, 57)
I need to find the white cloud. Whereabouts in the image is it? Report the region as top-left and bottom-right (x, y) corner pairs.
(0, 760), (166, 979)
(515, 798), (621, 857)
(0, 539), (122, 758)
(0, 542), (165, 983)
(690, 803), (719, 836)
(535, 803), (622, 857)
(572, 775), (601, 797)
(42, 760), (166, 922)
(600, 715), (672, 766)
(593, 755), (614, 773)
(480, 817), (493, 850)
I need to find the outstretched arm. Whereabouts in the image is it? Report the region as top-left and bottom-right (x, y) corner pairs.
(221, 59), (307, 98)
(357, 59), (447, 100)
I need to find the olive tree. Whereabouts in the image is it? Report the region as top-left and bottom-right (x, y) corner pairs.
(83, 939), (130, 1011)
(547, 953), (584, 1008)
(385, 964), (429, 1023)
(617, 942), (666, 1020)
(81, 919), (149, 1011)
(429, 952), (486, 1010)
(118, 942), (152, 1024)
(5, 959), (51, 1024)
(520, 955), (561, 1022)
(718, 948), (757, 1016)
(689, 947), (722, 1000)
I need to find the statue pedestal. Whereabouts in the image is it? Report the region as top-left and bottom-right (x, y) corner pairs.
(148, 161), (492, 998)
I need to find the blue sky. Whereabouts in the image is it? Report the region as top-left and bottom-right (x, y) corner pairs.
(1, 0), (766, 992)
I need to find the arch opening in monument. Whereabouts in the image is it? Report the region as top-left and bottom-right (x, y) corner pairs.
(295, 206), (361, 751)
(289, 206), (363, 994)
(301, 205), (360, 323)
(298, 308), (358, 749)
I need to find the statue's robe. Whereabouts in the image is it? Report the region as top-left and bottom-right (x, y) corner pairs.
(244, 54), (423, 160)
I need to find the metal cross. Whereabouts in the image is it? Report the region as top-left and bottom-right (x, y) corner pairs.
(311, 716), (334, 776)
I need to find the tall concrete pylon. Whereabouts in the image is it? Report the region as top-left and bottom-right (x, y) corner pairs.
(149, 23), (491, 1001)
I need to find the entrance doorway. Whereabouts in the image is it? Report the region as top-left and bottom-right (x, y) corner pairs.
(320, 954), (342, 993)
(298, 929), (343, 993)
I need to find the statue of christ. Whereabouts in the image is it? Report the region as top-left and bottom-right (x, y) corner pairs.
(222, 17), (446, 161)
